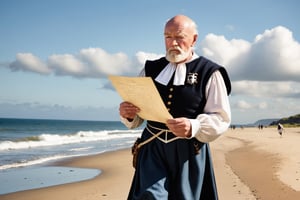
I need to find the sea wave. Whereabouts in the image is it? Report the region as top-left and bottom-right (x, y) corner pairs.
(0, 129), (142, 151)
(0, 153), (91, 170)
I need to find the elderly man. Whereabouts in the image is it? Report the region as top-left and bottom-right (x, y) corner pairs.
(119, 15), (231, 200)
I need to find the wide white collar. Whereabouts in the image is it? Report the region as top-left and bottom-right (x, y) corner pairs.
(155, 53), (199, 86)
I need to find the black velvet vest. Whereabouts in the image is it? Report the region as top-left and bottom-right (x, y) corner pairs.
(144, 56), (231, 122)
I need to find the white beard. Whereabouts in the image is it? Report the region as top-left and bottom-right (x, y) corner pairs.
(166, 47), (191, 63)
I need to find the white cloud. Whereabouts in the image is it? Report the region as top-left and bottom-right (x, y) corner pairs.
(230, 96), (299, 124)
(200, 34), (250, 67)
(78, 48), (132, 77)
(5, 27), (300, 102)
(48, 54), (86, 77)
(200, 26), (300, 121)
(7, 26), (300, 83)
(10, 53), (51, 75)
(135, 51), (164, 64)
(233, 100), (268, 111)
(7, 48), (163, 79)
(235, 100), (252, 110)
(232, 81), (300, 98)
(129, 51), (163, 76)
(199, 26), (300, 82)
(47, 48), (133, 78)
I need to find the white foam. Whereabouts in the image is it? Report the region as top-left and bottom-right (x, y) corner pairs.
(0, 154), (80, 170)
(0, 129), (141, 151)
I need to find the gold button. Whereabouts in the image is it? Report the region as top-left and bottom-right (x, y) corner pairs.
(167, 101), (171, 105)
(168, 94), (173, 98)
(169, 88), (174, 92)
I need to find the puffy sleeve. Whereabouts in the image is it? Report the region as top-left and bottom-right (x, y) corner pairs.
(189, 70), (231, 143)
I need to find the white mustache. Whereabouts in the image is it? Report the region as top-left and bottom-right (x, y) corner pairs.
(167, 46), (184, 54)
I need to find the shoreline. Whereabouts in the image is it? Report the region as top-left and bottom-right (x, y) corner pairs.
(1, 128), (299, 199)
(0, 166), (100, 195)
(0, 149), (135, 200)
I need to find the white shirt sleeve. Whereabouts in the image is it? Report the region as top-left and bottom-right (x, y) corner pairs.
(120, 115), (144, 129)
(189, 70), (231, 143)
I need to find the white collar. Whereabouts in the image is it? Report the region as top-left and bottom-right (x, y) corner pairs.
(155, 53), (199, 86)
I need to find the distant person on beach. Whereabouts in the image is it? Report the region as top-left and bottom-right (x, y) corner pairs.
(277, 123), (284, 137)
(119, 15), (231, 199)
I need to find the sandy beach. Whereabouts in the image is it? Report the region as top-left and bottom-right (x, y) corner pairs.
(0, 127), (299, 200)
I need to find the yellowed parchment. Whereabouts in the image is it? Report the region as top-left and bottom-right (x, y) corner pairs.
(108, 75), (173, 123)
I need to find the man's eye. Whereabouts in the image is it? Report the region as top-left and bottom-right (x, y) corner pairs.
(176, 36), (185, 40)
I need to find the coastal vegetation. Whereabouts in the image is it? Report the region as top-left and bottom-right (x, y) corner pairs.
(269, 113), (300, 127)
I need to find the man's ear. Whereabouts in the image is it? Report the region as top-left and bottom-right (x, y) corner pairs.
(192, 34), (198, 46)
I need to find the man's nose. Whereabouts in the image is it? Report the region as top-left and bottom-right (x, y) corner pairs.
(171, 39), (178, 46)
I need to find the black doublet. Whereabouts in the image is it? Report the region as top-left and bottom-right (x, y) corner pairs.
(144, 56), (231, 124)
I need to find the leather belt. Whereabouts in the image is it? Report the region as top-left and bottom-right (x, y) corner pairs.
(146, 123), (185, 143)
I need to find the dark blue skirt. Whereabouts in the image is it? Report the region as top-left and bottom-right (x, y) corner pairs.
(128, 128), (218, 200)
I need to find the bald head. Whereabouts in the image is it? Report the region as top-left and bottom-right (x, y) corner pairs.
(165, 15), (198, 35)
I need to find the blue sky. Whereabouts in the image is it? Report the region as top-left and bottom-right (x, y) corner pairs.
(0, 0), (299, 124)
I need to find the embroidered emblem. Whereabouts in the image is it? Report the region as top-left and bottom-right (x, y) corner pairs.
(187, 73), (198, 85)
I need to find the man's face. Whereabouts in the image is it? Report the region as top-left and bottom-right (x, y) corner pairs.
(164, 23), (196, 63)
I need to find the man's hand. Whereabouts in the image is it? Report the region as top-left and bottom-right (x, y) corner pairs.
(166, 117), (192, 138)
(119, 101), (140, 120)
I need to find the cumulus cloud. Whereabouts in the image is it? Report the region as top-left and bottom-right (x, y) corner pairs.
(234, 100), (268, 110)
(200, 34), (250, 67)
(7, 48), (162, 79)
(47, 48), (134, 78)
(232, 81), (300, 98)
(130, 51), (164, 75)
(135, 51), (164, 64)
(199, 26), (300, 82)
(7, 26), (300, 82)
(4, 26), (300, 99)
(10, 53), (51, 75)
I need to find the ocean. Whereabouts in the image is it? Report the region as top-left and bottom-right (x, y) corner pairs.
(0, 118), (143, 194)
